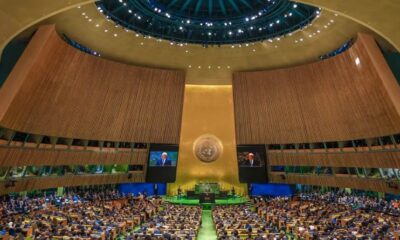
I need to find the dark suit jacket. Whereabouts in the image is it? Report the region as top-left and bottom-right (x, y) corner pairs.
(156, 159), (172, 166)
(243, 159), (260, 167)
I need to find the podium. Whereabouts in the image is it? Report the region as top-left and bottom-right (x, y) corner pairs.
(185, 183), (228, 202)
(195, 183), (220, 194)
(199, 193), (215, 203)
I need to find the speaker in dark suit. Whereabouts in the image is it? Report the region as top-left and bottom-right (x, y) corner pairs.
(244, 153), (260, 167)
(156, 152), (172, 166)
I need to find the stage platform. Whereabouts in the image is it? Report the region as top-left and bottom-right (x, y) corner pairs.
(163, 196), (248, 206)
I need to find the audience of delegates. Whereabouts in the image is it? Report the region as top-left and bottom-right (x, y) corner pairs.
(0, 189), (162, 239)
(213, 205), (275, 239)
(0, 188), (202, 240)
(1, 188), (399, 240)
(214, 192), (400, 240)
(133, 205), (202, 239)
(298, 192), (400, 216)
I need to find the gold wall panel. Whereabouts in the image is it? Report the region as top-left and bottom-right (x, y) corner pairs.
(168, 85), (246, 195)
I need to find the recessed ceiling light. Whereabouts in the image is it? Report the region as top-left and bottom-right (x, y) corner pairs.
(355, 57), (361, 66)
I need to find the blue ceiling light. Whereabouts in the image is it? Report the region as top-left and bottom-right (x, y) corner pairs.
(96, 0), (318, 45)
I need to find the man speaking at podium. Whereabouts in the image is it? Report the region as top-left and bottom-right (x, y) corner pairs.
(156, 152), (172, 166)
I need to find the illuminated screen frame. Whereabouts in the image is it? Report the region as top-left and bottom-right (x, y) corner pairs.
(146, 144), (179, 183)
(237, 145), (268, 183)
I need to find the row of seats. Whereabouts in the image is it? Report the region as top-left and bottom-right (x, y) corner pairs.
(0, 190), (160, 239)
(213, 192), (400, 239)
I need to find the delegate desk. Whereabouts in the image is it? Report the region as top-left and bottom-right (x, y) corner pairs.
(199, 193), (216, 203)
(187, 183), (229, 201)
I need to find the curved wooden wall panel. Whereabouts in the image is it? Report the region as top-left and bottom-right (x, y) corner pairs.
(269, 173), (399, 194)
(0, 173), (145, 195)
(0, 25), (185, 144)
(233, 33), (400, 144)
(268, 150), (400, 168)
(0, 147), (148, 167)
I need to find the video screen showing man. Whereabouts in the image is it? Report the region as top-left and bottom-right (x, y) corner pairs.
(148, 151), (178, 167)
(238, 152), (264, 167)
(156, 152), (172, 166)
(147, 145), (178, 182)
(237, 145), (268, 183)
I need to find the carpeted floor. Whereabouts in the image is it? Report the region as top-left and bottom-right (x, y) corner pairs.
(197, 210), (217, 240)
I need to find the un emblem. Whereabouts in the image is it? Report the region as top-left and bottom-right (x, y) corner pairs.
(193, 134), (223, 163)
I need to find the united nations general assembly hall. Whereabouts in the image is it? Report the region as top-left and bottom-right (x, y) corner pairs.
(0, 0), (400, 239)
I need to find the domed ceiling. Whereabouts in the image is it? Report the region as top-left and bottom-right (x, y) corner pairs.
(11, 0), (395, 84)
(96, 0), (319, 45)
(38, 1), (373, 84)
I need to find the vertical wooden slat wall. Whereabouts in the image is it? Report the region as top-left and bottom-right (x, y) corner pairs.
(268, 151), (400, 168)
(233, 33), (400, 144)
(0, 25), (185, 144)
(0, 173), (145, 195)
(0, 147), (148, 167)
(269, 173), (399, 194)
